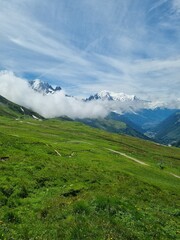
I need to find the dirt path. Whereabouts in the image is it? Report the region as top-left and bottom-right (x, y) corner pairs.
(106, 148), (149, 166)
(106, 148), (180, 179)
(169, 173), (180, 179)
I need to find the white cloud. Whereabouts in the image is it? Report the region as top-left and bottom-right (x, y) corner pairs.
(0, 71), (107, 119)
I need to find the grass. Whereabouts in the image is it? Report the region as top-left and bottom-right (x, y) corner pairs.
(0, 117), (180, 239)
(77, 117), (148, 140)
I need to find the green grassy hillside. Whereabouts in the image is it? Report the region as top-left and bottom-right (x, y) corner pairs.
(155, 111), (180, 146)
(0, 116), (180, 239)
(0, 95), (43, 119)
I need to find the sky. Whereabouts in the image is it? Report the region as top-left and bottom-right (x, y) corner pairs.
(0, 0), (180, 102)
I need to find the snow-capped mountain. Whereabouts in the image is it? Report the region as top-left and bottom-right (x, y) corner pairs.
(85, 90), (150, 118)
(85, 90), (173, 111)
(29, 79), (61, 94)
(85, 90), (178, 131)
(86, 90), (140, 102)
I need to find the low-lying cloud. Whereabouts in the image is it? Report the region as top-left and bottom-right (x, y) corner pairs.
(0, 71), (179, 120)
(0, 71), (107, 119)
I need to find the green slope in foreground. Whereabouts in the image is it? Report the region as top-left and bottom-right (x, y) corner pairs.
(0, 116), (180, 240)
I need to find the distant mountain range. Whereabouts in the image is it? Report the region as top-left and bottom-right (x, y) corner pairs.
(29, 80), (171, 119)
(1, 79), (176, 146)
(84, 89), (178, 135)
(86, 90), (140, 102)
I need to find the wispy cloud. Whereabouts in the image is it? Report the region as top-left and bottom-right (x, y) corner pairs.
(0, 0), (179, 104)
(173, 0), (180, 13)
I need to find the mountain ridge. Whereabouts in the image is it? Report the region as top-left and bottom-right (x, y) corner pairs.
(77, 117), (149, 140)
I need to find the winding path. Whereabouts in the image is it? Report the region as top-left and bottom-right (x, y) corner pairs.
(106, 148), (180, 179)
(169, 173), (180, 179)
(106, 148), (149, 166)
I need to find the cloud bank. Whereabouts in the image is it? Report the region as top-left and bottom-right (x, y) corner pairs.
(0, 71), (107, 119)
(0, 71), (179, 119)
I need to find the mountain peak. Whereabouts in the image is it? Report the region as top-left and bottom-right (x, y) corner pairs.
(29, 79), (61, 94)
(86, 90), (138, 102)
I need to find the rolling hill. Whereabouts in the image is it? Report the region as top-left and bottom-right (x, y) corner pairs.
(78, 117), (149, 140)
(0, 108), (179, 239)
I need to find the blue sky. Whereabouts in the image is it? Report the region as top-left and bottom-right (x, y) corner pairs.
(0, 0), (180, 101)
